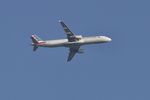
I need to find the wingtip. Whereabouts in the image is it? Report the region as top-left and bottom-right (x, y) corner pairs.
(67, 58), (72, 62)
(59, 20), (62, 23)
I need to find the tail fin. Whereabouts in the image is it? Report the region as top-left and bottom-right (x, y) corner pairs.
(31, 34), (43, 51)
(31, 34), (43, 44)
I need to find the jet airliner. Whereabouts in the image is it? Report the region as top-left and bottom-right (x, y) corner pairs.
(31, 20), (112, 61)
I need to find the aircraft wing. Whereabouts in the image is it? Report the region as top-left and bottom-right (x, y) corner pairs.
(59, 20), (76, 42)
(67, 46), (80, 62)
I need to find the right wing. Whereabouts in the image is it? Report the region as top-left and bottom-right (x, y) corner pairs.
(59, 20), (76, 42)
(67, 46), (80, 62)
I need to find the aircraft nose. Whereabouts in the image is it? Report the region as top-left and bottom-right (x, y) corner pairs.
(107, 37), (112, 41)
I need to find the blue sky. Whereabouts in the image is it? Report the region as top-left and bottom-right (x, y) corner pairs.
(0, 0), (150, 100)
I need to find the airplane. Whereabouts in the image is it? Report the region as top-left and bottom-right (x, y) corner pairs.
(31, 20), (112, 62)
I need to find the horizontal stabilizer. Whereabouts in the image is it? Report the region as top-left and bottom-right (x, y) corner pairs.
(33, 45), (38, 51)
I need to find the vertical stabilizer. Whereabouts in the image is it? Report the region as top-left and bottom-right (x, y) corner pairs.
(31, 34), (44, 51)
(31, 34), (43, 43)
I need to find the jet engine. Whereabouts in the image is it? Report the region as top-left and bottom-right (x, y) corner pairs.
(75, 35), (83, 40)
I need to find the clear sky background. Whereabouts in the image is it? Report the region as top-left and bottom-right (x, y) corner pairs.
(0, 0), (150, 100)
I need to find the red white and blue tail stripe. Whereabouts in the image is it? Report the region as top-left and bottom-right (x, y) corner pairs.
(31, 34), (45, 51)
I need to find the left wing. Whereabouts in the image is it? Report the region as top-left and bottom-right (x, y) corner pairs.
(67, 46), (80, 62)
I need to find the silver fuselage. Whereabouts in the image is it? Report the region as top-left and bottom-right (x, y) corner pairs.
(37, 36), (111, 48)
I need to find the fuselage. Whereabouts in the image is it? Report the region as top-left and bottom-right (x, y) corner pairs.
(36, 35), (111, 48)
(31, 20), (112, 61)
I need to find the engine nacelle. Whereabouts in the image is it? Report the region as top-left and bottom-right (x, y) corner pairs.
(75, 35), (83, 40)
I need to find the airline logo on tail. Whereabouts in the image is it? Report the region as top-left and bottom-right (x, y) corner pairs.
(31, 34), (45, 51)
(31, 35), (45, 44)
